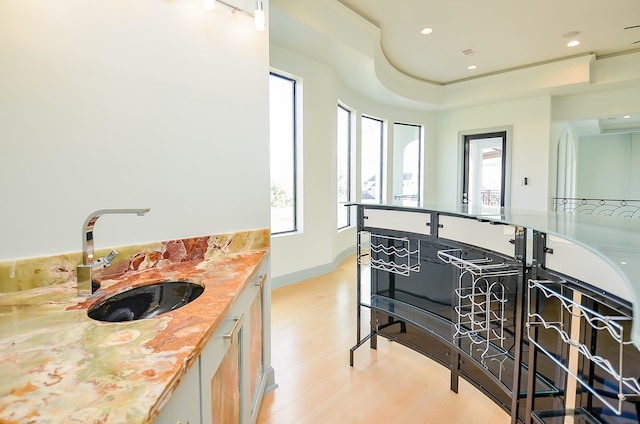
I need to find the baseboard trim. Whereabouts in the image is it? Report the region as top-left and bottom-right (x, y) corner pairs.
(263, 366), (277, 394)
(271, 246), (356, 289)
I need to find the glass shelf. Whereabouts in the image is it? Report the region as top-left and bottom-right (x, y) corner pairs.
(368, 295), (557, 397)
(532, 408), (602, 424)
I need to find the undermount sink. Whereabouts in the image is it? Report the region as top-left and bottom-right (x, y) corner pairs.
(88, 281), (204, 322)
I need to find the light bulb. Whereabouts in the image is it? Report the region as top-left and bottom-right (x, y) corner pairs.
(254, 1), (265, 31)
(203, 0), (216, 11)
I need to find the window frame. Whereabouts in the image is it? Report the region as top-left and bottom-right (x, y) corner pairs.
(392, 122), (423, 204)
(269, 71), (299, 236)
(337, 103), (353, 230)
(360, 115), (385, 203)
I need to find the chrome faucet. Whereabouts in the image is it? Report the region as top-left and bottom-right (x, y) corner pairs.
(77, 208), (150, 296)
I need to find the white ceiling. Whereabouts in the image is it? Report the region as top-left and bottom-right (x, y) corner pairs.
(336, 0), (640, 84)
(270, 0), (640, 133)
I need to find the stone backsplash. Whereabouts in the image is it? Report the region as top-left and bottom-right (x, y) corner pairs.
(0, 228), (270, 292)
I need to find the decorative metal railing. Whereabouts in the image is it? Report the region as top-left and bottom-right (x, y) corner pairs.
(553, 197), (640, 219)
(481, 190), (501, 207)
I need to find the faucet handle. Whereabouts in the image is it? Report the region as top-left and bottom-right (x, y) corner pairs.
(103, 249), (119, 267)
(88, 249), (118, 269)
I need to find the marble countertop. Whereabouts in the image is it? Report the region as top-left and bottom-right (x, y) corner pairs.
(0, 230), (269, 423)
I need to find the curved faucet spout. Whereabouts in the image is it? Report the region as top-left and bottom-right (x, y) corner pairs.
(78, 208), (150, 296)
(82, 208), (151, 265)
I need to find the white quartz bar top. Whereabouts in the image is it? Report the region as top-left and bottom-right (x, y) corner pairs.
(349, 201), (640, 349)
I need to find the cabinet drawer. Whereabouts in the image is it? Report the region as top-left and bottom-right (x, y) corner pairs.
(438, 215), (515, 257)
(363, 208), (431, 235)
(545, 235), (630, 299)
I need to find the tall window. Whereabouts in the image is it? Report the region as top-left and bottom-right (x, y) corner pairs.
(337, 105), (352, 229)
(392, 123), (422, 205)
(269, 72), (298, 234)
(361, 116), (384, 203)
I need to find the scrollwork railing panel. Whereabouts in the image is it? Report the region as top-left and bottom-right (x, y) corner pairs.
(553, 198), (640, 219)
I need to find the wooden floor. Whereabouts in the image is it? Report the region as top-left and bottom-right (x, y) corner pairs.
(257, 255), (511, 424)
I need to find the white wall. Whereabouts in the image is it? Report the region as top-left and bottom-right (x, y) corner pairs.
(633, 133), (640, 199)
(576, 133), (639, 199)
(0, 0), (270, 260)
(552, 85), (640, 123)
(435, 96), (552, 210)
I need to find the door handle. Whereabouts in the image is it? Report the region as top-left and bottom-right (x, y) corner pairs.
(223, 314), (244, 344)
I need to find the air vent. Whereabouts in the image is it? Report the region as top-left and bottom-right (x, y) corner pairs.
(625, 24), (640, 44)
(462, 48), (477, 56)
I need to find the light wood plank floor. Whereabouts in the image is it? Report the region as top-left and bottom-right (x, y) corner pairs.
(257, 255), (511, 424)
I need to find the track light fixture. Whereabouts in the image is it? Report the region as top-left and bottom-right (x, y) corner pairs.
(203, 0), (266, 32)
(254, 1), (265, 32)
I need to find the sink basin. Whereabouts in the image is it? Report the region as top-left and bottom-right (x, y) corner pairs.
(88, 281), (204, 322)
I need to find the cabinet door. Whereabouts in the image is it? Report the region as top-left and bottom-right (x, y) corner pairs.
(201, 280), (263, 423)
(249, 284), (264, 416)
(201, 313), (245, 424)
(200, 258), (268, 424)
(211, 316), (244, 424)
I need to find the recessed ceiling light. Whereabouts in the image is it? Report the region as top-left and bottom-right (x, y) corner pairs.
(467, 65), (478, 70)
(567, 40), (580, 47)
(624, 115), (631, 119)
(420, 27), (433, 35)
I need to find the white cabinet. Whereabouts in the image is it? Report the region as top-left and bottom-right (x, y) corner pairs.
(200, 260), (268, 424)
(363, 208), (431, 235)
(155, 256), (269, 424)
(154, 360), (201, 424)
(248, 279), (265, 417)
(438, 215), (515, 257)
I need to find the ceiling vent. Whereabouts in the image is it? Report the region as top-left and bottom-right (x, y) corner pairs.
(625, 24), (640, 44)
(462, 48), (478, 56)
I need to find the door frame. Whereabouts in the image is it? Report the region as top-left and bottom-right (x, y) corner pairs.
(458, 126), (512, 208)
